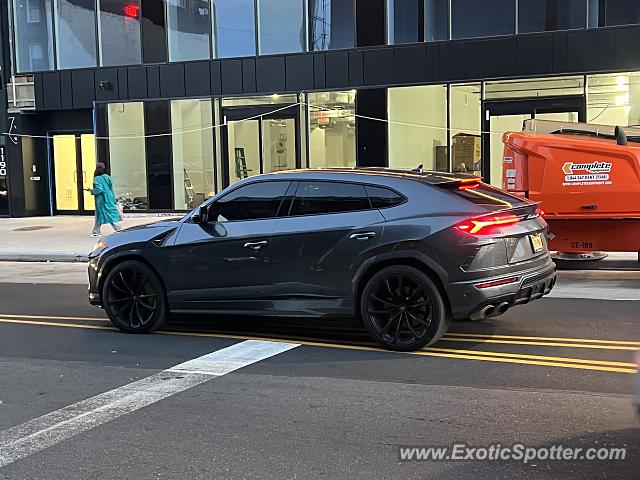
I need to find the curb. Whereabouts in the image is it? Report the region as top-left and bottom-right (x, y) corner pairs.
(556, 270), (640, 280)
(0, 254), (89, 263)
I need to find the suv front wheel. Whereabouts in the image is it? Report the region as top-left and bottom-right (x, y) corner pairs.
(103, 260), (167, 333)
(360, 265), (450, 351)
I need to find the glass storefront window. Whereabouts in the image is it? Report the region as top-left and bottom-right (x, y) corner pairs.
(13, 0), (54, 72)
(308, 91), (356, 168)
(171, 99), (216, 210)
(108, 102), (148, 209)
(387, 85), (448, 171)
(227, 120), (261, 183)
(258, 0), (306, 54)
(387, 0), (419, 44)
(588, 0), (640, 28)
(309, 0), (355, 51)
(167, 0), (211, 62)
(450, 83), (481, 175)
(518, 0), (586, 33)
(98, 0), (142, 66)
(588, 72), (640, 126)
(212, 0), (256, 58)
(54, 0), (97, 69)
(424, 0), (448, 42)
(451, 0), (515, 39)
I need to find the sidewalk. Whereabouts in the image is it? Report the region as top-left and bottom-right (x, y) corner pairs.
(0, 215), (178, 262)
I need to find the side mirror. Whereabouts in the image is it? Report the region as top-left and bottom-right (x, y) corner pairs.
(192, 205), (209, 224)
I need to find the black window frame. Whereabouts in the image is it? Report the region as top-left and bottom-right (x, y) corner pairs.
(203, 179), (293, 223)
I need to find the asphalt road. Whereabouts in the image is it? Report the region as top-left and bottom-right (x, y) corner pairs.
(0, 264), (638, 479)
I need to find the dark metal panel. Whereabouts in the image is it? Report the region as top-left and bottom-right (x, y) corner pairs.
(516, 35), (553, 76)
(349, 50), (363, 87)
(356, 0), (385, 47)
(147, 65), (161, 98)
(71, 70), (95, 108)
(363, 48), (393, 86)
(60, 70), (73, 109)
(426, 43), (438, 82)
(325, 51), (349, 88)
(438, 42), (465, 81)
(117, 68), (129, 100)
(313, 53), (326, 89)
(144, 101), (172, 209)
(596, 29), (617, 72)
(465, 41), (483, 80)
(160, 63), (185, 98)
(394, 45), (426, 85)
(221, 59), (243, 95)
(34, 73), (44, 110)
(356, 88), (387, 167)
(95, 68), (119, 102)
(286, 54), (314, 91)
(482, 37), (516, 79)
(567, 30), (599, 72)
(141, 0), (167, 64)
(211, 60), (222, 95)
(255, 56), (285, 93)
(242, 58), (257, 93)
(552, 32), (568, 74)
(41, 72), (61, 110)
(185, 61), (212, 97)
(128, 66), (148, 99)
(615, 26), (640, 70)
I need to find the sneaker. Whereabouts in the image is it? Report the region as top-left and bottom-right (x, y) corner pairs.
(90, 233), (101, 238)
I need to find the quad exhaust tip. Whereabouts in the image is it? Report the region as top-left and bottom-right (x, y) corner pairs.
(470, 302), (510, 321)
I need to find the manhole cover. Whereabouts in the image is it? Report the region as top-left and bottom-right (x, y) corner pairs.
(13, 226), (54, 232)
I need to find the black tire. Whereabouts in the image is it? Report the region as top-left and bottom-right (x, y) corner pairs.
(359, 265), (450, 351)
(102, 260), (167, 334)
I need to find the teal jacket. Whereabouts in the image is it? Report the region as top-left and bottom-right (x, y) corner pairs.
(90, 174), (121, 225)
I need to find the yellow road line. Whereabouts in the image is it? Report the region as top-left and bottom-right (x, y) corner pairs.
(424, 347), (636, 368)
(0, 317), (636, 374)
(441, 337), (639, 351)
(0, 313), (107, 322)
(0, 313), (637, 351)
(445, 332), (640, 346)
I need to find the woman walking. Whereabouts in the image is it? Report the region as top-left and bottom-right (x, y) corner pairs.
(86, 162), (122, 237)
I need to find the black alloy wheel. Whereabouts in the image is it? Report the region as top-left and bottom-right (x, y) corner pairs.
(360, 265), (450, 351)
(103, 260), (167, 333)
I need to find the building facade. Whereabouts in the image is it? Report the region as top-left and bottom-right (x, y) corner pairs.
(2, 0), (640, 216)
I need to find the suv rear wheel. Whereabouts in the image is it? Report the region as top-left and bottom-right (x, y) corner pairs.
(360, 265), (450, 351)
(103, 260), (167, 333)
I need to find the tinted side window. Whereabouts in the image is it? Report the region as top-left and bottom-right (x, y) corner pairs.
(213, 181), (290, 221)
(291, 182), (370, 216)
(366, 186), (405, 208)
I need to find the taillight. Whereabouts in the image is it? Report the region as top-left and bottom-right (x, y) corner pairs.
(455, 213), (520, 235)
(536, 207), (545, 217)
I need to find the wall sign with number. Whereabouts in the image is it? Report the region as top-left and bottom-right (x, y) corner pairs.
(0, 146), (7, 178)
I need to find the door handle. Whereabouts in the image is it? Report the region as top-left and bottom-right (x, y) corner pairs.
(349, 232), (376, 241)
(244, 240), (268, 250)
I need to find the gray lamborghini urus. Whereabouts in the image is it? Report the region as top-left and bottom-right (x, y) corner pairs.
(88, 168), (556, 351)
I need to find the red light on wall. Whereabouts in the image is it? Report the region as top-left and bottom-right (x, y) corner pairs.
(124, 4), (139, 18)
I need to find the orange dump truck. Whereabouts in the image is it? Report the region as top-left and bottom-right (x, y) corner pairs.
(502, 119), (640, 260)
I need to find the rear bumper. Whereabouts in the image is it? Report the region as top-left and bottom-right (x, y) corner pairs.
(447, 257), (556, 320)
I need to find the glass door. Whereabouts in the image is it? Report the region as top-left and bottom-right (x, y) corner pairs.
(482, 96), (586, 187)
(52, 133), (97, 213)
(222, 106), (300, 187)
